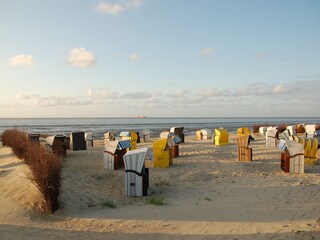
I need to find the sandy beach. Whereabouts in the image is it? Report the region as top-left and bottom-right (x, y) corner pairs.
(1, 133), (320, 239)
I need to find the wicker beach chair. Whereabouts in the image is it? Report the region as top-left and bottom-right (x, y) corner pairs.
(123, 148), (149, 196)
(237, 135), (252, 161)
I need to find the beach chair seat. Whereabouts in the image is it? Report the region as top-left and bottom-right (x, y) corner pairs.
(196, 129), (212, 140)
(123, 148), (148, 196)
(281, 140), (304, 174)
(305, 124), (316, 138)
(196, 130), (203, 140)
(46, 135), (67, 157)
(170, 127), (185, 143)
(286, 125), (297, 136)
(70, 131), (86, 151)
(140, 130), (151, 142)
(120, 131), (138, 150)
(167, 135), (180, 158)
(103, 140), (131, 170)
(277, 139), (287, 151)
(160, 131), (170, 139)
(281, 129), (293, 141)
(214, 128), (229, 146)
(237, 127), (251, 137)
(293, 136), (318, 165)
(104, 132), (115, 144)
(266, 127), (278, 147)
(259, 126), (267, 136)
(153, 139), (172, 168)
(85, 132), (93, 148)
(237, 135), (252, 161)
(27, 133), (40, 142)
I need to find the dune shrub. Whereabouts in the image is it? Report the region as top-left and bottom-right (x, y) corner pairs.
(25, 143), (62, 214)
(2, 128), (62, 214)
(1, 129), (28, 159)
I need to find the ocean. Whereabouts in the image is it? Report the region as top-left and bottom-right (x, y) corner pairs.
(0, 117), (319, 139)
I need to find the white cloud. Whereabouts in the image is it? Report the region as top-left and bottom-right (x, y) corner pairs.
(87, 88), (93, 97)
(9, 54), (34, 68)
(95, 2), (124, 15)
(68, 48), (96, 68)
(16, 92), (38, 100)
(199, 48), (213, 55)
(129, 53), (140, 61)
(95, 0), (143, 15)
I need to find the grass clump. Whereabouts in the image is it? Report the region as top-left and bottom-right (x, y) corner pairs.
(204, 196), (212, 201)
(145, 196), (168, 206)
(102, 200), (116, 208)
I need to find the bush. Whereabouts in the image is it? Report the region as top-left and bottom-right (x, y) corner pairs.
(1, 128), (62, 214)
(25, 143), (62, 214)
(1, 129), (28, 159)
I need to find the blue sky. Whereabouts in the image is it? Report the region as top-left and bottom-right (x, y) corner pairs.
(1, 0), (319, 117)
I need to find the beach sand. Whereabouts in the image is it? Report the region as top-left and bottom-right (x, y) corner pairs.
(1, 134), (320, 239)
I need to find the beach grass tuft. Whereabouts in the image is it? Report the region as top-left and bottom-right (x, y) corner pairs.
(145, 196), (168, 206)
(102, 199), (117, 208)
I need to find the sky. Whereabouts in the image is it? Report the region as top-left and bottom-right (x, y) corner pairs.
(0, 0), (320, 118)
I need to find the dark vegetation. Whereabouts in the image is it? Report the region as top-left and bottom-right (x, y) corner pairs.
(1, 129), (62, 214)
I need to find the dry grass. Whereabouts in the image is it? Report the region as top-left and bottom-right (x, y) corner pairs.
(1, 129), (62, 214)
(1, 129), (28, 159)
(25, 143), (62, 213)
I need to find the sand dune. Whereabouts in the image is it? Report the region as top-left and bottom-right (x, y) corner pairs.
(1, 134), (320, 239)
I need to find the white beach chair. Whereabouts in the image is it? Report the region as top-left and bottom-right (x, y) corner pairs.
(123, 148), (148, 196)
(103, 140), (131, 170)
(140, 130), (151, 142)
(277, 139), (287, 151)
(104, 132), (115, 145)
(85, 132), (93, 148)
(259, 126), (268, 136)
(281, 129), (293, 141)
(201, 129), (212, 140)
(286, 140), (304, 174)
(160, 131), (170, 139)
(286, 125), (296, 136)
(266, 127), (278, 147)
(305, 124), (316, 138)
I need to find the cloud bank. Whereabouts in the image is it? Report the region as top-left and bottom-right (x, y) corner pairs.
(14, 79), (319, 116)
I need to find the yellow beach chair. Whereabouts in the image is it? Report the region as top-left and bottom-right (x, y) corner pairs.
(153, 139), (172, 168)
(214, 128), (229, 145)
(237, 127), (251, 137)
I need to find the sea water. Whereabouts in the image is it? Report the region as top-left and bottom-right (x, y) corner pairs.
(0, 117), (319, 139)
